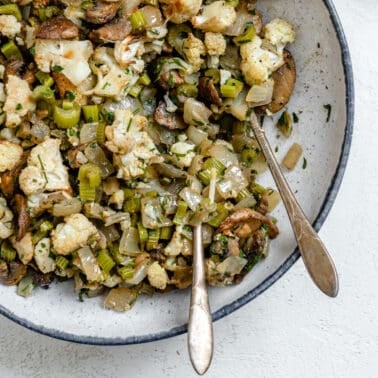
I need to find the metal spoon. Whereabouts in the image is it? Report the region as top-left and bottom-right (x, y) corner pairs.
(249, 111), (339, 297)
(188, 223), (213, 375)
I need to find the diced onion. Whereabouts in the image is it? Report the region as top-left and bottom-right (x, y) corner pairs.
(186, 125), (208, 146)
(80, 122), (98, 144)
(216, 256), (247, 275)
(140, 6), (163, 28)
(246, 79), (274, 107)
(183, 98), (212, 126)
(119, 227), (141, 256)
(208, 141), (238, 167)
(52, 198), (82, 217)
(77, 246), (102, 282)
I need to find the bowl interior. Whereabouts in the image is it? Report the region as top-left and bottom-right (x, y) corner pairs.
(0, 0), (352, 344)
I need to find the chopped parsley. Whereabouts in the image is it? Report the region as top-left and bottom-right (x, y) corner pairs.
(102, 82), (110, 90)
(65, 91), (76, 101)
(16, 103), (22, 110)
(292, 112), (299, 123)
(37, 154), (49, 185)
(52, 65), (64, 72)
(302, 157), (307, 170)
(323, 104), (332, 122)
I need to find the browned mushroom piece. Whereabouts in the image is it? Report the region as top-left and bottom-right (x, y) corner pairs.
(198, 77), (222, 107)
(23, 68), (36, 86)
(170, 266), (192, 289)
(36, 16), (79, 40)
(89, 17), (132, 43)
(0, 152), (28, 198)
(67, 145), (86, 169)
(85, 0), (120, 25)
(158, 71), (184, 91)
(52, 71), (77, 99)
(154, 101), (186, 130)
(14, 194), (30, 241)
(218, 208), (279, 239)
(30, 270), (54, 288)
(0, 262), (27, 286)
(33, 0), (50, 8)
(257, 49), (296, 114)
(4, 60), (25, 82)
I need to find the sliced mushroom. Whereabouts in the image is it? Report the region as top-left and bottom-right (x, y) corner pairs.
(30, 269), (54, 288)
(0, 261), (27, 286)
(85, 0), (120, 25)
(52, 71), (77, 99)
(14, 194), (30, 241)
(33, 0), (50, 8)
(198, 77), (222, 106)
(89, 17), (132, 43)
(158, 71), (184, 91)
(218, 208), (279, 239)
(0, 152), (28, 198)
(257, 49), (296, 114)
(154, 101), (186, 130)
(4, 60), (25, 82)
(170, 266), (192, 289)
(36, 16), (79, 40)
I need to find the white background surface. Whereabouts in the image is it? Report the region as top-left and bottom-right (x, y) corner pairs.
(0, 1), (377, 377)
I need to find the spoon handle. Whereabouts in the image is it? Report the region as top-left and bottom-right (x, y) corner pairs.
(188, 224), (213, 375)
(250, 112), (339, 297)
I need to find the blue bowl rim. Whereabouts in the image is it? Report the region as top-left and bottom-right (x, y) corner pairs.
(0, 0), (354, 345)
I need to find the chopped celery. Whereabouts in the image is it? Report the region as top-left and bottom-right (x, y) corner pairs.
(55, 256), (69, 271)
(97, 250), (115, 273)
(233, 25), (256, 45)
(173, 201), (188, 225)
(146, 229), (160, 250)
(0, 241), (16, 262)
(1, 41), (22, 60)
(83, 105), (99, 122)
(129, 10), (147, 32)
(53, 103), (81, 129)
(221, 79), (244, 98)
(137, 222), (148, 244)
(0, 4), (22, 21)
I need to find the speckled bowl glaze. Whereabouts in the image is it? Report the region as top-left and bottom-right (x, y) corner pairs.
(0, 0), (353, 344)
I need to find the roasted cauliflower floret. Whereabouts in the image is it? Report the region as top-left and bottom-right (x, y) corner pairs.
(0, 140), (23, 172)
(205, 32), (226, 56)
(160, 0), (202, 24)
(191, 1), (236, 33)
(105, 109), (163, 180)
(11, 232), (34, 265)
(19, 138), (71, 196)
(263, 18), (295, 49)
(3, 75), (36, 127)
(182, 33), (205, 71)
(0, 197), (14, 239)
(51, 213), (100, 255)
(164, 228), (184, 257)
(0, 15), (21, 39)
(88, 46), (133, 99)
(147, 261), (168, 290)
(240, 35), (284, 85)
(34, 39), (93, 86)
(34, 237), (56, 273)
(170, 141), (195, 168)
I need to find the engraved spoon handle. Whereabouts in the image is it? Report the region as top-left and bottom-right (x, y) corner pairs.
(188, 224), (213, 375)
(250, 112), (339, 297)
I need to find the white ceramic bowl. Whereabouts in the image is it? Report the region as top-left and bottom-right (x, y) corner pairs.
(0, 0), (353, 344)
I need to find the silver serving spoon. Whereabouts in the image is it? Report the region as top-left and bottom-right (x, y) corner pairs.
(249, 111), (339, 297)
(188, 223), (213, 375)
